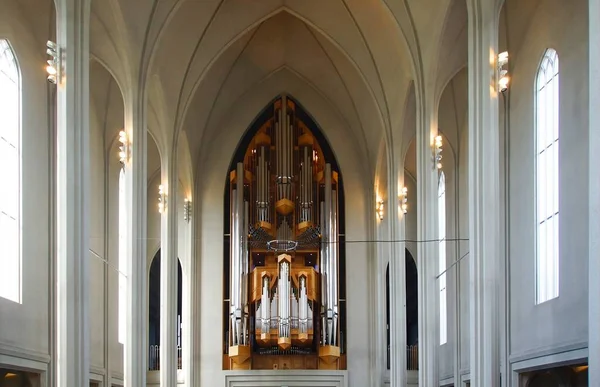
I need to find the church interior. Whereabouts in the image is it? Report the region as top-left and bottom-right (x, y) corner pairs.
(0, 0), (597, 386)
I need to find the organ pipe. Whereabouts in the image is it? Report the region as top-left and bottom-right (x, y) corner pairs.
(299, 276), (308, 335)
(226, 96), (343, 370)
(230, 162), (248, 347)
(261, 275), (270, 339)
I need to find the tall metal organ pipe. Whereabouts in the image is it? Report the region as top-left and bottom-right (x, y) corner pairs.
(299, 276), (308, 334)
(278, 260), (290, 338)
(331, 192), (338, 347)
(325, 164), (334, 346)
(261, 276), (270, 336)
(257, 145), (269, 222)
(230, 162), (248, 347)
(320, 200), (327, 345)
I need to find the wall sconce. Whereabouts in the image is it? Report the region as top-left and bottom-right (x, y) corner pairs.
(498, 51), (509, 93)
(434, 135), (443, 169)
(158, 185), (167, 213)
(183, 198), (192, 222)
(46, 40), (59, 84)
(118, 130), (130, 164)
(400, 187), (408, 214)
(376, 199), (384, 220)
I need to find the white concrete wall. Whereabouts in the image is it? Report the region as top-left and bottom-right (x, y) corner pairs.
(504, 0), (589, 365)
(435, 1), (591, 385)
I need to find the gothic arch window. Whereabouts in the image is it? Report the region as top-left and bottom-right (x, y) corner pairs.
(438, 171), (447, 345)
(535, 48), (559, 304)
(0, 39), (21, 303)
(118, 168), (126, 343)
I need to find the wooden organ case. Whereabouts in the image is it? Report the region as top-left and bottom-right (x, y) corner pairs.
(224, 95), (346, 371)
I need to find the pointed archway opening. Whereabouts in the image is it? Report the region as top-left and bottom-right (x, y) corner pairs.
(148, 251), (183, 371)
(222, 94), (347, 370)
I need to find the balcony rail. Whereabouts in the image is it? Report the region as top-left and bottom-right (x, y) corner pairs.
(148, 345), (182, 370)
(386, 344), (419, 370)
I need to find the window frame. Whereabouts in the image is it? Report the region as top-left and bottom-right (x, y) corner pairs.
(534, 48), (560, 305)
(0, 38), (22, 304)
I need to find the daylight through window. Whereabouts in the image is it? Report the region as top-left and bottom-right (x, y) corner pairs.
(535, 48), (560, 304)
(0, 39), (21, 303)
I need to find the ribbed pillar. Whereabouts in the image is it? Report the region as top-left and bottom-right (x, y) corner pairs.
(589, 0), (600, 383)
(416, 96), (440, 385)
(160, 157), (179, 387)
(389, 157), (407, 387)
(466, 0), (501, 385)
(55, 0), (91, 385)
(183, 214), (194, 386)
(124, 92), (148, 386)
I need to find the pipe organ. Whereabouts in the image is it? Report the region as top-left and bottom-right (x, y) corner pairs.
(225, 95), (345, 371)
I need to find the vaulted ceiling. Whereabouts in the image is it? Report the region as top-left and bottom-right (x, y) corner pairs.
(82, 0), (475, 182)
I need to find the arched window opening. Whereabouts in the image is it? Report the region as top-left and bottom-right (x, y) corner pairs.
(118, 168), (126, 343)
(535, 48), (560, 304)
(0, 39), (21, 303)
(438, 172), (447, 345)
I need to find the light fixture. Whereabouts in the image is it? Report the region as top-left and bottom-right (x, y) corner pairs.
(376, 199), (384, 220)
(118, 130), (130, 164)
(183, 198), (192, 222)
(46, 40), (59, 84)
(434, 135), (443, 169)
(498, 51), (509, 93)
(158, 184), (167, 213)
(400, 187), (408, 214)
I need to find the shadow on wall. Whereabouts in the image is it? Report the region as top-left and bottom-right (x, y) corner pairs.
(522, 364), (589, 387)
(0, 369), (38, 387)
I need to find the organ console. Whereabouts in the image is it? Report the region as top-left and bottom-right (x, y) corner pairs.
(224, 95), (345, 371)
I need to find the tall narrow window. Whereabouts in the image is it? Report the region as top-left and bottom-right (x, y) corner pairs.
(118, 169), (127, 343)
(535, 49), (559, 304)
(438, 172), (447, 345)
(0, 39), (21, 303)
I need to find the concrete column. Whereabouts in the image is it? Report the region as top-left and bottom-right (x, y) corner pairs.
(160, 156), (179, 387)
(389, 155), (407, 387)
(124, 93), (148, 386)
(374, 198), (388, 385)
(589, 0), (600, 382)
(55, 0), (91, 385)
(416, 92), (439, 385)
(466, 0), (501, 385)
(188, 197), (200, 386)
